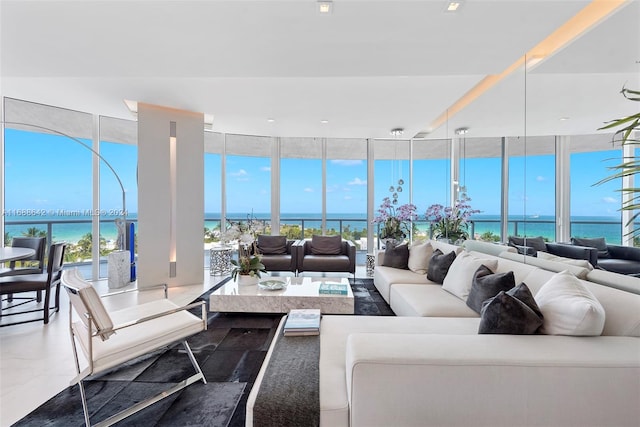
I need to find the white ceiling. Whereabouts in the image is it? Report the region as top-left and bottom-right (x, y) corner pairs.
(1, 0), (638, 139)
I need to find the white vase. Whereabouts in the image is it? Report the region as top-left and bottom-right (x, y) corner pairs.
(237, 274), (259, 286)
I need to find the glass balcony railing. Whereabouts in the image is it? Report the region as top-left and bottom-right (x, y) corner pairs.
(4, 216), (633, 273)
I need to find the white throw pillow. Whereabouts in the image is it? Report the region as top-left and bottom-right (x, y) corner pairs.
(537, 251), (594, 270)
(407, 241), (433, 274)
(534, 270), (605, 336)
(442, 252), (498, 300)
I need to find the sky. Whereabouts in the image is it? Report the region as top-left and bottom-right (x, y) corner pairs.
(3, 129), (623, 219)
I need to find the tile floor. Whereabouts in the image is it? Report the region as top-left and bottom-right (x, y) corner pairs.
(0, 266), (367, 426)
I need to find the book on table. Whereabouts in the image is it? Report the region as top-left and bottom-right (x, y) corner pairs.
(318, 282), (349, 295)
(284, 308), (321, 336)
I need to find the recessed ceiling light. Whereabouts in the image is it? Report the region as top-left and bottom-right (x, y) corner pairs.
(267, 118), (275, 123)
(317, 1), (332, 14)
(390, 128), (404, 137)
(446, 1), (462, 12)
(455, 127), (469, 135)
(320, 120), (329, 124)
(559, 117), (570, 121)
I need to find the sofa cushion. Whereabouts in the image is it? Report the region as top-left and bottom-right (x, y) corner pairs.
(257, 235), (287, 255)
(478, 287), (544, 335)
(382, 243), (409, 269)
(426, 249), (456, 284)
(442, 252), (498, 300)
(535, 270), (606, 336)
(310, 235), (342, 255)
(571, 237), (609, 258)
(391, 284), (479, 318)
(407, 241), (433, 274)
(466, 265), (515, 313)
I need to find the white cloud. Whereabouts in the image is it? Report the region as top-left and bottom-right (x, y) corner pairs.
(348, 177), (367, 186)
(603, 196), (617, 204)
(536, 176), (545, 182)
(260, 166), (271, 172)
(304, 187), (314, 193)
(230, 169), (248, 177)
(331, 160), (362, 166)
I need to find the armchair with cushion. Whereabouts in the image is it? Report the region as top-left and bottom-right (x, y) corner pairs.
(254, 234), (297, 273)
(571, 237), (640, 276)
(295, 235), (356, 276)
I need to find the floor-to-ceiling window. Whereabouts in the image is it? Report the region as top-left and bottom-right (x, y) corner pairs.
(3, 98), (94, 264)
(280, 137), (322, 239)
(508, 136), (556, 242)
(99, 116), (138, 277)
(412, 139), (450, 240)
(224, 134), (272, 240)
(570, 134), (623, 244)
(458, 137), (503, 241)
(326, 138), (367, 247)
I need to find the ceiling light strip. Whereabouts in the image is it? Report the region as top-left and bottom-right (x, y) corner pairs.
(427, 0), (628, 133)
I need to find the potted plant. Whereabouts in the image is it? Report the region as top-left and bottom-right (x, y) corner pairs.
(224, 213), (268, 284)
(425, 196), (480, 243)
(372, 197), (418, 247)
(596, 86), (640, 240)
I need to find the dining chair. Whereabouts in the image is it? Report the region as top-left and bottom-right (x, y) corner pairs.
(0, 242), (66, 326)
(0, 236), (48, 303)
(61, 268), (207, 427)
(0, 236), (47, 277)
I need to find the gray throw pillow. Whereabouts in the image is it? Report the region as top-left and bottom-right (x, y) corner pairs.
(507, 282), (544, 319)
(478, 283), (543, 335)
(257, 235), (287, 255)
(381, 243), (409, 269)
(571, 237), (609, 258)
(310, 235), (342, 255)
(466, 265), (515, 313)
(426, 249), (457, 284)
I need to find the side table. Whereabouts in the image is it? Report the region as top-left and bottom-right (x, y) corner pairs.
(210, 246), (233, 276)
(366, 253), (376, 277)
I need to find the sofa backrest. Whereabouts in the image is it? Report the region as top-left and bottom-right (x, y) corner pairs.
(586, 269), (640, 295)
(430, 239), (464, 256)
(499, 251), (591, 279)
(463, 240), (516, 257)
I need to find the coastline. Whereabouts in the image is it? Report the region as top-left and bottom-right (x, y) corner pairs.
(4, 213), (625, 245)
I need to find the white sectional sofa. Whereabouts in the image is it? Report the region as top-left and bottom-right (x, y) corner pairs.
(249, 239), (640, 427)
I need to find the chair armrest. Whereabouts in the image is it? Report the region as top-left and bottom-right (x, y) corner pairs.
(607, 244), (640, 261)
(110, 300), (206, 332)
(101, 283), (168, 299)
(344, 240), (356, 274)
(546, 242), (598, 266)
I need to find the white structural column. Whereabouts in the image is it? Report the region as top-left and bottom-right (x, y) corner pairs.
(271, 137), (281, 234)
(91, 115), (101, 280)
(622, 138), (635, 245)
(500, 137), (509, 242)
(137, 103), (204, 288)
(450, 136), (460, 205)
(556, 135), (571, 243)
(367, 139), (375, 251)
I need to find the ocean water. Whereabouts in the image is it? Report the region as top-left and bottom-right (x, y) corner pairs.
(4, 213), (626, 245)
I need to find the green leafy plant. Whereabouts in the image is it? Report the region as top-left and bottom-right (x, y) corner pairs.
(230, 254), (266, 279)
(596, 87), (640, 238)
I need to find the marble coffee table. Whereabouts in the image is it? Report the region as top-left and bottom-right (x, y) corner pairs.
(209, 275), (354, 314)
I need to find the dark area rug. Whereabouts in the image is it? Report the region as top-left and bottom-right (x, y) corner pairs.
(13, 277), (391, 427)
